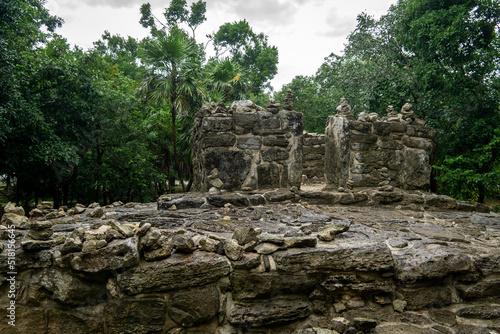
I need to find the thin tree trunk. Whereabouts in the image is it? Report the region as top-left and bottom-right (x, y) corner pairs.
(170, 104), (186, 192)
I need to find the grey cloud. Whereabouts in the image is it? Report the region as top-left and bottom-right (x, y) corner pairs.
(74, 0), (165, 9)
(317, 7), (356, 38)
(209, 0), (303, 26)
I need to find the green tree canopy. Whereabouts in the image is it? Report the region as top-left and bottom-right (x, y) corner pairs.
(211, 19), (278, 94)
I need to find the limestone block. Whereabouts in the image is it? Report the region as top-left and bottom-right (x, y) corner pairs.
(67, 236), (140, 272)
(236, 136), (261, 150)
(350, 132), (378, 143)
(406, 124), (435, 138)
(228, 296), (312, 328)
(202, 116), (233, 132)
(230, 272), (317, 300)
(168, 284), (220, 327)
(232, 226), (259, 245)
(203, 133), (236, 148)
(233, 111), (258, 129)
(1, 212), (29, 229)
(224, 239), (244, 260)
(257, 111), (281, 130)
(105, 298), (166, 334)
(46, 308), (104, 334)
(348, 121), (372, 134)
(373, 121), (407, 136)
(273, 241), (394, 273)
(117, 252), (230, 294)
(4, 202), (25, 216)
(261, 147), (289, 161)
(403, 136), (433, 150)
(30, 268), (107, 306)
(280, 110), (304, 135)
(263, 136), (290, 148)
(402, 148), (431, 189)
(204, 150), (251, 190)
(60, 237), (83, 254)
(257, 163), (281, 188)
(303, 134), (326, 145)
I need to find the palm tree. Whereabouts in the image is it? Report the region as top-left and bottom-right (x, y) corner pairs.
(204, 58), (247, 103)
(139, 29), (203, 191)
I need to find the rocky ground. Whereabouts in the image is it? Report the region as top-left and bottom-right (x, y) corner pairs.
(0, 187), (499, 333)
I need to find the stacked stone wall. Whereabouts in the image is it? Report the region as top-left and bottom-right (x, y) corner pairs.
(192, 100), (303, 192)
(325, 101), (434, 190)
(302, 132), (326, 181)
(0, 196), (497, 334)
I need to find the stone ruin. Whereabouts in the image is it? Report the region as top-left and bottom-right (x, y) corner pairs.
(193, 97), (434, 193)
(0, 188), (498, 333)
(192, 97), (302, 192)
(1, 97), (498, 334)
(325, 100), (434, 191)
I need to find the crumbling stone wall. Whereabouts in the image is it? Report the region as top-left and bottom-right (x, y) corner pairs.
(325, 100), (434, 190)
(302, 132), (326, 181)
(192, 98), (303, 192)
(0, 195), (497, 334)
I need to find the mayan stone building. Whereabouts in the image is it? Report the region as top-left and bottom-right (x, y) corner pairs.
(192, 95), (303, 192)
(325, 99), (434, 190)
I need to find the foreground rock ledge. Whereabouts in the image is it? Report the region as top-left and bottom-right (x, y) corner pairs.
(0, 188), (499, 334)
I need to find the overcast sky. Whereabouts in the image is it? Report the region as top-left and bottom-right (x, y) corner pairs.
(45, 0), (396, 91)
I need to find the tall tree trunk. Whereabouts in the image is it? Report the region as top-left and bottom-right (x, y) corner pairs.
(170, 104), (186, 192)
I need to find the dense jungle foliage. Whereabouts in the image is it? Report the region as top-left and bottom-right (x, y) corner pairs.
(0, 0), (499, 208)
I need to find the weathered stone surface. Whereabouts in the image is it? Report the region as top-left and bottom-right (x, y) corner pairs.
(231, 272), (317, 300)
(82, 239), (107, 252)
(375, 324), (441, 334)
(106, 298), (166, 334)
(203, 133), (236, 147)
(228, 296), (312, 327)
(172, 234), (195, 253)
(87, 207), (104, 218)
(117, 252), (230, 294)
(204, 150), (251, 190)
(236, 136), (261, 149)
(392, 245), (475, 282)
(255, 242), (281, 254)
(168, 284), (219, 327)
(456, 305), (500, 319)
(232, 226), (259, 245)
(4, 202), (25, 216)
(224, 239), (244, 260)
(157, 194), (206, 209)
(202, 116), (233, 132)
(0, 306), (43, 334)
(393, 299), (407, 312)
(21, 239), (54, 251)
(400, 285), (454, 310)
(273, 242), (394, 273)
(47, 308), (104, 334)
(30, 268), (107, 305)
(317, 221), (350, 241)
(1, 212), (29, 229)
(27, 228), (53, 240)
(257, 163), (281, 188)
(143, 239), (172, 261)
(406, 124), (435, 138)
(60, 237), (83, 254)
(67, 236), (139, 272)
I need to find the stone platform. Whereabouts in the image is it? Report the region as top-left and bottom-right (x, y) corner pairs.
(0, 189), (499, 333)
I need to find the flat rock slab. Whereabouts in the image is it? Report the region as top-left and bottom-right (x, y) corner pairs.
(117, 251), (230, 294)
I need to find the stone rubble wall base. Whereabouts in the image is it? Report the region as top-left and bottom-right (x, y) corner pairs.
(0, 192), (498, 334)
